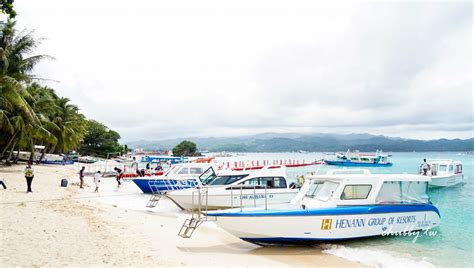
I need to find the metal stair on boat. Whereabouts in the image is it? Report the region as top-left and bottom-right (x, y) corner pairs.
(178, 187), (214, 238)
(178, 218), (204, 238)
(146, 193), (162, 208)
(146, 179), (176, 208)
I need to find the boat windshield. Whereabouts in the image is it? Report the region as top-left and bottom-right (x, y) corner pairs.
(164, 166), (180, 176)
(314, 181), (339, 201)
(305, 182), (323, 198)
(207, 175), (248, 185)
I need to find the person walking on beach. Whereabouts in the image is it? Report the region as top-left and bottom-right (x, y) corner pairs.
(24, 161), (34, 193)
(79, 166), (85, 188)
(421, 159), (430, 175)
(93, 171), (102, 193)
(114, 167), (123, 187)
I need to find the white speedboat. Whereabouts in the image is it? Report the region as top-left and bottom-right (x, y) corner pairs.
(205, 170), (440, 245)
(167, 166), (299, 210)
(422, 159), (464, 187)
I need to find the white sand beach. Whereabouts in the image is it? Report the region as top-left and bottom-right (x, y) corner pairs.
(0, 163), (366, 267)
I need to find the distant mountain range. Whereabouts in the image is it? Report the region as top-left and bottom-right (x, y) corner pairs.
(126, 133), (474, 152)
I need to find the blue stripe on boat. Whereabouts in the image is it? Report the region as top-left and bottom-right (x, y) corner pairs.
(241, 235), (380, 245)
(207, 204), (440, 217)
(131, 179), (198, 193)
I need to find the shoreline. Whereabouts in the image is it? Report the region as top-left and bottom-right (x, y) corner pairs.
(0, 163), (366, 267)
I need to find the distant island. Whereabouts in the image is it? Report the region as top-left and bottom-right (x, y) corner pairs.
(126, 133), (474, 152)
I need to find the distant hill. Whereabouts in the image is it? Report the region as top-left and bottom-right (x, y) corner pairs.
(126, 133), (474, 152)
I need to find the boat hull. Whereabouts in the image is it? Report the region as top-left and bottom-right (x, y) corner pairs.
(429, 174), (464, 187)
(167, 190), (299, 210)
(325, 160), (393, 167)
(131, 178), (199, 193)
(40, 160), (74, 165)
(208, 205), (440, 245)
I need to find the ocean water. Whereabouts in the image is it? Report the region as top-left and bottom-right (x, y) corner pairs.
(211, 152), (474, 267)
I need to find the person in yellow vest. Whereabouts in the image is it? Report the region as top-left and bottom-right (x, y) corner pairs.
(24, 161), (34, 193)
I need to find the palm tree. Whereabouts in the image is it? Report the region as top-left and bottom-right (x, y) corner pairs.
(0, 20), (51, 162)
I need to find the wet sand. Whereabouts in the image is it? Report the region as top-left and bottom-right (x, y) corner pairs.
(0, 163), (366, 266)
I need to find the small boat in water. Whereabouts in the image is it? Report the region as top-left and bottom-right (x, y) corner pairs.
(421, 159), (465, 187)
(131, 163), (215, 193)
(205, 170), (440, 245)
(325, 149), (392, 167)
(167, 166), (300, 210)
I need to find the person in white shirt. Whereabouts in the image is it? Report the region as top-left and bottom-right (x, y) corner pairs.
(93, 171), (102, 192)
(421, 159), (430, 175)
(131, 157), (140, 175)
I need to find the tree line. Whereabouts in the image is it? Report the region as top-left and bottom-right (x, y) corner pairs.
(0, 7), (125, 164)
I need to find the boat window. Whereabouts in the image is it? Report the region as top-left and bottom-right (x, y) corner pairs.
(341, 185), (372, 200)
(178, 168), (189, 175)
(207, 175), (248, 185)
(376, 181), (401, 204)
(314, 181), (339, 201)
(448, 165), (454, 172)
(239, 177), (287, 189)
(273, 177), (287, 188)
(189, 167), (203, 174)
(376, 181), (429, 204)
(360, 158), (370, 162)
(439, 165), (447, 172)
(305, 182), (322, 198)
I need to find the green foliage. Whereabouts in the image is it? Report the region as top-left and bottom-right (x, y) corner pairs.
(79, 120), (124, 157)
(1, 0), (16, 19)
(172, 140), (198, 156)
(0, 19), (124, 163)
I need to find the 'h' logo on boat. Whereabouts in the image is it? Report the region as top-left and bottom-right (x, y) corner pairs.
(321, 219), (332, 230)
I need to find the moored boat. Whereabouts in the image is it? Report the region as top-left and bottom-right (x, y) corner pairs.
(205, 170), (440, 245)
(325, 149), (392, 167)
(421, 159), (465, 187)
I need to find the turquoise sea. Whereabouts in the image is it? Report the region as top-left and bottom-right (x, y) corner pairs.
(213, 152), (474, 267)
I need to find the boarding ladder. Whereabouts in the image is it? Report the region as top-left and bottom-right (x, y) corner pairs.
(178, 187), (213, 238)
(178, 184), (272, 238)
(146, 179), (178, 208)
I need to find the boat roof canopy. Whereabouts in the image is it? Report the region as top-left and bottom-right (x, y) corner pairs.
(306, 169), (431, 182)
(426, 159), (461, 165)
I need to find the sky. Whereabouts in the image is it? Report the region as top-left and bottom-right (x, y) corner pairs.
(14, 0), (473, 141)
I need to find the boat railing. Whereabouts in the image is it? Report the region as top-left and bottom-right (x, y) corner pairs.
(178, 184), (270, 238)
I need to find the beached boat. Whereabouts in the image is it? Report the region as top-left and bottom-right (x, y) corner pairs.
(204, 170), (440, 245)
(131, 162), (215, 193)
(421, 159), (464, 187)
(325, 150), (392, 167)
(77, 156), (98, 164)
(167, 166), (300, 210)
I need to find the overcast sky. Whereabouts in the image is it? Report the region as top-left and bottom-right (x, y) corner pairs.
(15, 0), (473, 141)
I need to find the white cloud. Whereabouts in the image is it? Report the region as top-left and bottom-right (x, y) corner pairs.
(14, 0), (473, 141)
